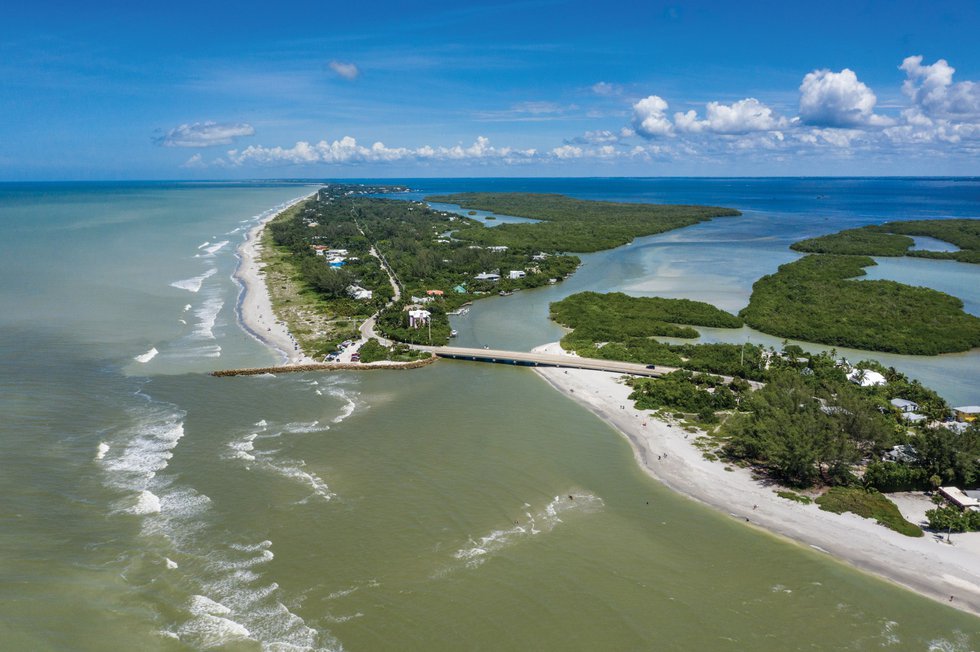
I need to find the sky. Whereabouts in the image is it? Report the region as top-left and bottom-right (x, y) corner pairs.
(1, 0), (979, 179)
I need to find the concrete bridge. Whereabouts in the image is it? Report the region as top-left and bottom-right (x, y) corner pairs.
(416, 345), (672, 378)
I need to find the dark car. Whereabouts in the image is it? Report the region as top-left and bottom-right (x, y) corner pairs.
(645, 364), (656, 369)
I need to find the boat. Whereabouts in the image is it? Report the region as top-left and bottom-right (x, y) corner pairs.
(449, 329), (458, 338)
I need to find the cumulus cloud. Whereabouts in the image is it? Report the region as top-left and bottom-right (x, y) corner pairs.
(329, 61), (360, 80)
(551, 144), (583, 159)
(222, 136), (538, 167)
(674, 98), (786, 134)
(631, 95), (673, 138)
(180, 153), (206, 168)
(798, 68), (891, 128)
(900, 55), (980, 120)
(157, 121), (255, 147)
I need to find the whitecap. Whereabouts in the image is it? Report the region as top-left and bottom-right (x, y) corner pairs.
(184, 304), (192, 312)
(95, 442), (110, 460)
(102, 410), (185, 490)
(124, 490), (162, 515)
(197, 241), (211, 250)
(166, 558), (179, 570)
(201, 240), (229, 256)
(177, 613), (251, 649)
(452, 492), (603, 569)
(192, 295), (224, 340)
(170, 268), (217, 293)
(329, 388), (358, 424)
(134, 347), (158, 363)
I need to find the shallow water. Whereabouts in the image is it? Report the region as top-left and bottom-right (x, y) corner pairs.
(1, 179), (978, 650)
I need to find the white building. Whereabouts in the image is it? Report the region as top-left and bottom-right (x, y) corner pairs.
(474, 272), (501, 282)
(847, 368), (887, 387)
(487, 245), (509, 253)
(890, 398), (919, 413)
(408, 309), (431, 328)
(508, 270), (526, 279)
(347, 285), (373, 300)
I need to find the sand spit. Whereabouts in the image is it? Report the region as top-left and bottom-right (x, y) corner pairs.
(531, 341), (980, 617)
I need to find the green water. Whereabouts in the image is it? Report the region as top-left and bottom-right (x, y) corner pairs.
(1, 180), (978, 650)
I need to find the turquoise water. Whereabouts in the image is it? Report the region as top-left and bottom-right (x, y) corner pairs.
(1, 179), (978, 650)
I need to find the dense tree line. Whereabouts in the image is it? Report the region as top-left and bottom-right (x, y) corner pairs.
(426, 192), (740, 253)
(790, 218), (980, 265)
(739, 254), (980, 354)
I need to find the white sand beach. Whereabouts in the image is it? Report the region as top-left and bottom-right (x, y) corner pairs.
(235, 193), (317, 365)
(531, 341), (980, 617)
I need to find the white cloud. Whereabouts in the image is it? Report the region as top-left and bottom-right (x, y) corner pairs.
(329, 61), (360, 80)
(222, 136), (539, 167)
(674, 98), (786, 134)
(551, 145), (583, 159)
(900, 55), (980, 120)
(158, 121), (255, 147)
(631, 95), (673, 138)
(180, 153), (206, 168)
(798, 68), (891, 127)
(591, 81), (623, 96)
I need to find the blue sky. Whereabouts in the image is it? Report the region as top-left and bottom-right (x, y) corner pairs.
(2, 0), (979, 179)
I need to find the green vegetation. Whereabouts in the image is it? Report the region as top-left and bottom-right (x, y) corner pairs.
(926, 505), (980, 533)
(426, 192), (740, 252)
(628, 370), (744, 414)
(776, 490), (812, 504)
(739, 254), (980, 354)
(791, 219), (980, 265)
(551, 291), (742, 342)
(358, 338), (430, 363)
(816, 487), (923, 537)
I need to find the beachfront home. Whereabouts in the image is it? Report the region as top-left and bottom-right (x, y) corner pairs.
(410, 295), (435, 304)
(953, 406), (980, 422)
(846, 368), (887, 387)
(939, 487), (980, 512)
(474, 272), (501, 282)
(508, 270), (526, 280)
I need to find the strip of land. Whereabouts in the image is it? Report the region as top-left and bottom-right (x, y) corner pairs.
(530, 341), (980, 617)
(235, 192), (318, 365)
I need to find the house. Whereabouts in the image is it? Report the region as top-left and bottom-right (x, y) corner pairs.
(327, 249), (349, 257)
(453, 284), (467, 294)
(487, 246), (509, 253)
(846, 368), (887, 387)
(312, 245), (330, 256)
(347, 285), (373, 300)
(410, 295), (434, 304)
(474, 272), (501, 282)
(953, 406), (980, 422)
(883, 444), (918, 464)
(408, 309), (431, 328)
(426, 289), (444, 297)
(532, 252), (551, 261)
(508, 270), (526, 280)
(890, 398), (919, 413)
(939, 486), (980, 512)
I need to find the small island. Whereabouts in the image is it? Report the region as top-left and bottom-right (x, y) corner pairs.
(791, 218), (980, 264)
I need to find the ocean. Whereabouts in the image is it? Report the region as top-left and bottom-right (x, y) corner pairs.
(1, 178), (977, 650)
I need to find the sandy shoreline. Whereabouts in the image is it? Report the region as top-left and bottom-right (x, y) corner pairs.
(531, 341), (980, 617)
(235, 192), (318, 365)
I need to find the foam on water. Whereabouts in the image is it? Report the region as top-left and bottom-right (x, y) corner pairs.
(101, 407), (186, 491)
(197, 241), (211, 250)
(199, 240), (230, 257)
(227, 434), (258, 462)
(192, 294), (224, 340)
(452, 492), (604, 569)
(227, 429), (334, 501)
(329, 388), (358, 424)
(184, 304), (192, 312)
(134, 347), (159, 363)
(170, 267), (217, 293)
(95, 442), (110, 460)
(119, 490), (162, 515)
(166, 558), (179, 570)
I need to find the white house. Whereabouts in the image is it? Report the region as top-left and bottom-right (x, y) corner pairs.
(408, 309), (431, 328)
(474, 272), (501, 282)
(890, 398), (919, 413)
(508, 270), (526, 279)
(347, 285), (373, 300)
(847, 368), (887, 387)
(531, 252), (550, 261)
(487, 245), (509, 253)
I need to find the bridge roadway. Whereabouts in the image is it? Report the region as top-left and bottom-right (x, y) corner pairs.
(417, 345), (672, 378)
